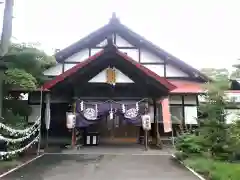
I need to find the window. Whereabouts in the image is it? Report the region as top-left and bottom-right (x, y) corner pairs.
(170, 106), (183, 124)
(184, 95), (197, 105)
(184, 106), (198, 125)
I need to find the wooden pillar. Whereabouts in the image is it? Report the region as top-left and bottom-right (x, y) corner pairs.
(71, 101), (77, 148)
(153, 99), (162, 149)
(144, 101), (149, 150)
(37, 89), (43, 155)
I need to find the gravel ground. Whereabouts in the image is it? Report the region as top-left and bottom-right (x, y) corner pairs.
(1, 154), (199, 180)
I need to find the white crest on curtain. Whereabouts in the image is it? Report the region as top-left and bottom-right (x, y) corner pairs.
(124, 108), (138, 119)
(83, 108), (98, 120)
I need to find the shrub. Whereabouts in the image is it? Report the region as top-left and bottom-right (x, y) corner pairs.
(175, 133), (203, 154)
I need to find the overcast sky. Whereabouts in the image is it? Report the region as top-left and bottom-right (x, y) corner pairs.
(4, 0), (240, 69)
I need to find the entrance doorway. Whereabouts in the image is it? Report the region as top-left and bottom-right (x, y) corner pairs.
(88, 115), (140, 145)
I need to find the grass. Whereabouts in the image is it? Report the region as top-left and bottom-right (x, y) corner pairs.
(0, 160), (21, 173)
(184, 157), (240, 180)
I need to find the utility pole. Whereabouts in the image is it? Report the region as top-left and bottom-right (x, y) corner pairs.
(0, 0), (14, 117)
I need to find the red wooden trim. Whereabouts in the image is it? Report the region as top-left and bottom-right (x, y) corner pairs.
(42, 49), (176, 91)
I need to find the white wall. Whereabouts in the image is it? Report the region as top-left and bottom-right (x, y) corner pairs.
(43, 63), (63, 76)
(140, 49), (164, 63)
(65, 49), (89, 62)
(166, 65), (188, 77)
(116, 34), (134, 47)
(96, 39), (108, 47)
(43, 33), (190, 78)
(143, 65), (165, 76)
(118, 48), (139, 61)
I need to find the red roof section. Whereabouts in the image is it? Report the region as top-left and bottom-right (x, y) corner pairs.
(169, 80), (204, 94)
(42, 49), (176, 91)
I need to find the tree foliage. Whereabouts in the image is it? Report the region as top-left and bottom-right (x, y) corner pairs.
(2, 43), (56, 119)
(200, 68), (240, 81)
(175, 80), (240, 161)
(3, 43), (56, 91)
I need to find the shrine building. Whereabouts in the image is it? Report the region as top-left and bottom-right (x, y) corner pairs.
(27, 14), (211, 145)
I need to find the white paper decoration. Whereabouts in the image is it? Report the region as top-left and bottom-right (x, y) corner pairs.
(122, 104), (126, 113)
(0, 135), (39, 160)
(136, 102), (139, 111)
(109, 109), (113, 120)
(80, 101), (84, 111)
(0, 117), (40, 137)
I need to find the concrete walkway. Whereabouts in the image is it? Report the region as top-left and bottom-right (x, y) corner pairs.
(2, 154), (199, 180)
(59, 144), (175, 156)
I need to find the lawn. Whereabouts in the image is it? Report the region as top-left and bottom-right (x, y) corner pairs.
(183, 157), (240, 180)
(0, 160), (21, 174)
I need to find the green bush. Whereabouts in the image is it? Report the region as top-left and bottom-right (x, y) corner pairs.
(175, 133), (203, 154)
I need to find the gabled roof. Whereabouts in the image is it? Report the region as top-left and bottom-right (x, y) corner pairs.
(54, 13), (210, 82)
(42, 44), (176, 91)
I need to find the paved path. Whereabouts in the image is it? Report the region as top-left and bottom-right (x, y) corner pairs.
(2, 154), (199, 180)
(61, 145), (175, 155)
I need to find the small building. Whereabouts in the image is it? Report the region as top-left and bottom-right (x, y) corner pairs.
(28, 14), (210, 145)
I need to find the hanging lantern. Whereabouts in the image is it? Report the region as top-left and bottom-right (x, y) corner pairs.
(66, 112), (76, 129)
(141, 114), (151, 131)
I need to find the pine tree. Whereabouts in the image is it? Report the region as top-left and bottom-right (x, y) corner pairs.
(198, 80), (232, 159)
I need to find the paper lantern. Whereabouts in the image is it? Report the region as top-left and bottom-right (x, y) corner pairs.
(66, 112), (76, 129)
(141, 114), (151, 130)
